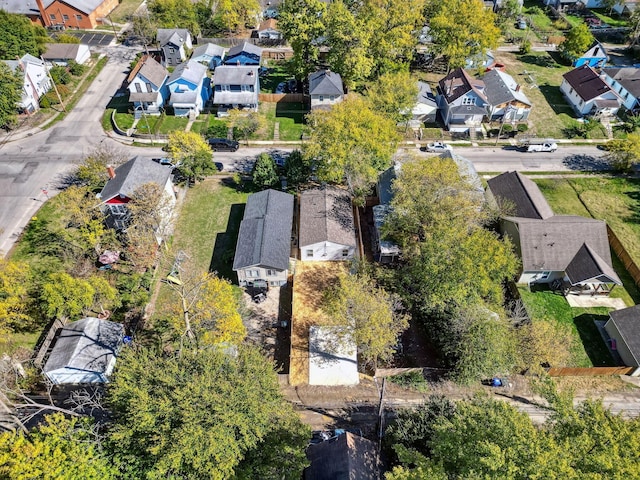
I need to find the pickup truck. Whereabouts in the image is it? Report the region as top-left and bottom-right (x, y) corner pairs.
(525, 142), (557, 153)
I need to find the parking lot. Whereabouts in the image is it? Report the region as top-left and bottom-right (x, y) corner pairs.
(66, 31), (116, 47)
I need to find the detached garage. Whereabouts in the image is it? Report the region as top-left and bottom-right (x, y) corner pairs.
(43, 317), (125, 384)
(605, 305), (640, 375)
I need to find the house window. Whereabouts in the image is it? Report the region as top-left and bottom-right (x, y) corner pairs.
(109, 204), (128, 216)
(221, 85), (230, 91)
(569, 87), (574, 94)
(145, 82), (152, 93)
(241, 85), (253, 92)
(462, 96), (475, 106)
(135, 83), (142, 93)
(319, 95), (324, 102)
(49, 14), (56, 20)
(266, 269), (277, 276)
(342, 249), (349, 257)
(247, 269), (260, 278)
(539, 271), (550, 280)
(306, 249), (313, 258)
(75, 14), (82, 20)
(329, 96), (335, 101)
(114, 219), (126, 230)
(62, 14), (69, 22)
(169, 48), (175, 54)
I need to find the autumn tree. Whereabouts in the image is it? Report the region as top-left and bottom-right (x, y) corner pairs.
(428, 0), (500, 71)
(148, 0), (200, 36)
(107, 345), (310, 479)
(0, 259), (35, 336)
(0, 62), (22, 129)
(211, 0), (261, 33)
(167, 131), (215, 184)
(604, 133), (640, 172)
(322, 271), (409, 369)
(304, 96), (399, 204)
(0, 413), (117, 480)
(365, 72), (419, 124)
(75, 144), (127, 191)
(284, 149), (311, 189)
(560, 23), (595, 62)
(39, 272), (118, 319)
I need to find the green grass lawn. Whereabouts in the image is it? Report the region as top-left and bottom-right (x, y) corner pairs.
(518, 287), (615, 367)
(591, 9), (629, 27)
(261, 65), (291, 93)
(115, 112), (134, 130)
(136, 115), (162, 134)
(261, 102), (306, 140)
(109, 0), (143, 23)
(158, 115), (189, 134)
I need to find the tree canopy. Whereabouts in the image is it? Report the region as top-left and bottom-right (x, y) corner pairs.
(561, 23), (595, 61)
(0, 62), (22, 129)
(167, 131), (215, 184)
(0, 10), (47, 59)
(252, 153), (279, 189)
(365, 72), (419, 124)
(604, 133), (640, 172)
(148, 0), (201, 36)
(107, 345), (310, 480)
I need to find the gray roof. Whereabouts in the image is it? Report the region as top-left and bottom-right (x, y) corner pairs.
(168, 60), (207, 85)
(608, 305), (640, 364)
(212, 90), (258, 105)
(130, 91), (161, 102)
(127, 55), (168, 88)
(157, 29), (191, 47)
(170, 90), (198, 105)
(227, 41), (263, 59)
(0, 0), (46, 15)
(43, 318), (124, 375)
(309, 69), (344, 96)
(377, 164), (401, 205)
(3, 54), (43, 74)
(605, 68), (640, 98)
(487, 171), (554, 219)
(212, 65), (258, 85)
(483, 69), (531, 107)
(304, 432), (381, 480)
(504, 215), (617, 276)
(42, 43), (84, 60)
(416, 81), (436, 107)
(565, 243), (621, 285)
(299, 187), (355, 248)
(192, 43), (225, 59)
(446, 151), (484, 196)
(233, 189), (294, 271)
(99, 156), (173, 202)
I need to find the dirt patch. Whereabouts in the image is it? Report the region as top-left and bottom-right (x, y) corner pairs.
(242, 286), (281, 359)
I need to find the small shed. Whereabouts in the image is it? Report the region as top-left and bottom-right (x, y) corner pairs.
(309, 326), (359, 386)
(574, 42), (608, 68)
(42, 43), (91, 66)
(43, 317), (125, 385)
(605, 305), (640, 372)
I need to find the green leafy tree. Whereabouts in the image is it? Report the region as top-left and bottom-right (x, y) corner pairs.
(0, 62), (22, 129)
(107, 345), (310, 480)
(366, 71), (419, 124)
(0, 10), (47, 58)
(284, 149), (311, 188)
(55, 33), (81, 44)
(278, 0), (327, 79)
(148, 0), (200, 36)
(228, 109), (264, 145)
(560, 23), (595, 61)
(40, 272), (95, 319)
(49, 65), (71, 85)
(75, 145), (127, 191)
(322, 271), (409, 369)
(167, 131), (215, 184)
(67, 60), (86, 76)
(252, 153), (279, 188)
(0, 259), (34, 336)
(0, 413), (117, 480)
(429, 0), (500, 70)
(604, 133), (640, 172)
(211, 0), (261, 33)
(304, 96), (399, 204)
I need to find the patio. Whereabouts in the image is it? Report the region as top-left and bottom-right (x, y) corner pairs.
(565, 294), (627, 309)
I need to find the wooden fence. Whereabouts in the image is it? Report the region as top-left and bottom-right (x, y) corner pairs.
(33, 318), (67, 367)
(547, 366), (635, 376)
(607, 226), (640, 289)
(258, 93), (305, 103)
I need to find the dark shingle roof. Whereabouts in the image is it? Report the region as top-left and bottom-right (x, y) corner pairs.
(438, 67), (487, 104)
(43, 43), (83, 61)
(304, 432), (381, 480)
(563, 65), (612, 101)
(482, 69), (531, 107)
(565, 243), (621, 285)
(157, 29), (191, 47)
(608, 305), (640, 365)
(232, 189), (294, 271)
(606, 67), (640, 98)
(99, 156), (173, 202)
(213, 65), (258, 85)
(299, 187), (355, 248)
(416, 80), (436, 107)
(227, 41), (263, 59)
(309, 70), (344, 96)
(487, 171), (554, 219)
(127, 55), (168, 88)
(43, 318), (124, 375)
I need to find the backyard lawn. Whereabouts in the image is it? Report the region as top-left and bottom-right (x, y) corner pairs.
(109, 0), (143, 23)
(263, 102), (306, 140)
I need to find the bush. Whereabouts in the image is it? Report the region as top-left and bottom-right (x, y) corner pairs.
(206, 122), (230, 138)
(388, 370), (429, 392)
(502, 124), (513, 133)
(68, 60), (86, 76)
(517, 123), (529, 133)
(50, 65), (70, 85)
(519, 39), (531, 55)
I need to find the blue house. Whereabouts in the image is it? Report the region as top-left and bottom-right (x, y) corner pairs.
(191, 43), (226, 69)
(167, 60), (211, 117)
(224, 41), (263, 66)
(126, 54), (169, 118)
(573, 42), (608, 68)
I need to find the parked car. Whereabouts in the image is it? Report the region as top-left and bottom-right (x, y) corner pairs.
(208, 138), (240, 152)
(422, 142), (453, 153)
(152, 157), (174, 167)
(517, 18), (527, 30)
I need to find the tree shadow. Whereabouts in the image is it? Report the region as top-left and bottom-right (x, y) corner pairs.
(622, 178), (640, 224)
(561, 153), (611, 171)
(274, 281), (292, 374)
(538, 85), (575, 116)
(574, 313), (616, 366)
(275, 102), (306, 124)
(209, 203), (245, 282)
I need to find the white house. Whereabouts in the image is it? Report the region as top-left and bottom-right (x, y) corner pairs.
(560, 65), (622, 117)
(299, 186), (357, 261)
(483, 69), (532, 122)
(601, 67), (640, 112)
(42, 43), (90, 66)
(212, 65), (260, 111)
(2, 54), (51, 114)
(126, 54), (169, 117)
(410, 81), (438, 123)
(308, 69), (344, 110)
(43, 317), (124, 385)
(256, 18), (282, 40)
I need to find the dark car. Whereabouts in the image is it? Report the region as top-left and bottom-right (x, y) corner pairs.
(207, 138), (239, 152)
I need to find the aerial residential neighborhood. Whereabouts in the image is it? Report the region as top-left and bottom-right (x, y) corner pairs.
(3, 0), (640, 477)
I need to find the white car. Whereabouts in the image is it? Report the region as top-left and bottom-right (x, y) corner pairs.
(423, 142), (453, 153)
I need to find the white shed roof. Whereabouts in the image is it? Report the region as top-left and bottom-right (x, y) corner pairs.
(309, 326), (359, 386)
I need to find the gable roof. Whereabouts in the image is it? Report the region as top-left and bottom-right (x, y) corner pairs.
(168, 60), (207, 85)
(504, 215), (617, 276)
(227, 41), (263, 59)
(581, 42), (608, 60)
(127, 54), (168, 88)
(605, 67), (640, 98)
(157, 28), (191, 47)
(565, 243), (621, 285)
(563, 65), (612, 101)
(483, 69), (531, 107)
(487, 171), (554, 219)
(304, 432), (381, 480)
(299, 187), (355, 248)
(233, 189), (294, 271)
(416, 80), (436, 107)
(192, 43), (225, 59)
(258, 18), (279, 31)
(212, 65), (258, 85)
(438, 67), (487, 104)
(309, 69), (344, 96)
(608, 305), (640, 364)
(42, 43), (84, 60)
(43, 318), (124, 375)
(98, 156), (173, 202)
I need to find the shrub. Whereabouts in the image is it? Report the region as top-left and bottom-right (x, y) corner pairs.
(517, 123), (529, 133)
(68, 60), (86, 76)
(502, 124), (513, 133)
(519, 39), (531, 55)
(50, 65), (70, 85)
(206, 122), (230, 138)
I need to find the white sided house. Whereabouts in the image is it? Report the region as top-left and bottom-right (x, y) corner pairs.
(3, 54), (51, 114)
(42, 42), (90, 66)
(601, 67), (640, 112)
(560, 65), (622, 117)
(299, 187), (357, 261)
(43, 318), (124, 385)
(308, 69), (344, 110)
(233, 189), (294, 288)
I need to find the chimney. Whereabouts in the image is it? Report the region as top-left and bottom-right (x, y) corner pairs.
(35, 0), (50, 27)
(15, 56), (24, 71)
(107, 166), (116, 179)
(516, 84), (520, 92)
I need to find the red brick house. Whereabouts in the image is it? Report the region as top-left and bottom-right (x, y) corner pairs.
(1, 0), (120, 30)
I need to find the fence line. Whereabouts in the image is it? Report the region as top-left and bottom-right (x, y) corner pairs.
(547, 366), (634, 376)
(607, 226), (640, 289)
(258, 93), (305, 103)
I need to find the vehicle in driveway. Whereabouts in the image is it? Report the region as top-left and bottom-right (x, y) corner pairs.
(421, 142), (453, 153)
(208, 138), (240, 151)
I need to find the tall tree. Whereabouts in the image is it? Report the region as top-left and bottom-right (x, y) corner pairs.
(560, 23), (595, 61)
(40, 272), (96, 319)
(167, 131), (215, 184)
(304, 96), (399, 204)
(0, 259), (34, 335)
(148, 0), (201, 36)
(228, 109), (264, 145)
(212, 0), (261, 33)
(278, 0), (327, 79)
(0, 10), (47, 58)
(322, 271), (409, 369)
(0, 62), (22, 130)
(0, 413), (117, 480)
(284, 149), (311, 188)
(604, 133), (640, 172)
(365, 72), (419, 124)
(107, 345), (310, 480)
(252, 153), (279, 188)
(428, 0), (500, 71)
